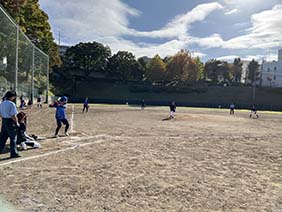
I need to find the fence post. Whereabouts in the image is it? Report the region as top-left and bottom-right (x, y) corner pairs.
(45, 56), (49, 103)
(15, 25), (19, 97)
(32, 46), (35, 103)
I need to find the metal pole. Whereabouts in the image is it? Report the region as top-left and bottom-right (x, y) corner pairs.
(32, 46), (35, 103)
(15, 25), (19, 94)
(45, 56), (49, 103)
(14, 0), (19, 104)
(252, 82), (256, 103)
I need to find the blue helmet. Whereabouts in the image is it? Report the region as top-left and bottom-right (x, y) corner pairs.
(59, 96), (68, 102)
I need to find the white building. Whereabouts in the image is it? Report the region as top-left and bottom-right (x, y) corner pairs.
(261, 49), (282, 87)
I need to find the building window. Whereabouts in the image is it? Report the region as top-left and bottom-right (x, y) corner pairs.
(274, 76), (276, 80)
(274, 67), (277, 71)
(267, 68), (270, 72)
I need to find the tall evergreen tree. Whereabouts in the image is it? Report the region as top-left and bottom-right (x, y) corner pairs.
(231, 58), (243, 83)
(204, 59), (221, 82)
(248, 59), (260, 84)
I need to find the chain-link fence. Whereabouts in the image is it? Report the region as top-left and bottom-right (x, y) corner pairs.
(0, 4), (49, 103)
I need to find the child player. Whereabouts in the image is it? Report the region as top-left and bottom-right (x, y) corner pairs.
(83, 97), (89, 113)
(141, 99), (145, 110)
(17, 112), (41, 150)
(54, 96), (70, 137)
(249, 105), (259, 119)
(170, 101), (176, 119)
(230, 103), (235, 115)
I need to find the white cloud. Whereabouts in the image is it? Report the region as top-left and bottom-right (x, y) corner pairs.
(223, 0), (238, 4)
(223, 0), (264, 6)
(39, 0), (281, 61)
(40, 0), (140, 41)
(242, 53), (278, 62)
(216, 53), (278, 62)
(223, 4), (282, 49)
(224, 8), (240, 15)
(40, 0), (222, 42)
(193, 52), (207, 58)
(217, 55), (240, 61)
(39, 0), (217, 58)
(233, 22), (249, 28)
(189, 4), (282, 50)
(127, 2), (223, 39)
(188, 34), (224, 49)
(96, 36), (206, 59)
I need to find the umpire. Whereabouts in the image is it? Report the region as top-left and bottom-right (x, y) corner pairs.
(0, 91), (20, 158)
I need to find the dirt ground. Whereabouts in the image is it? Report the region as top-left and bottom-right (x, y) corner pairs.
(1, 104), (282, 212)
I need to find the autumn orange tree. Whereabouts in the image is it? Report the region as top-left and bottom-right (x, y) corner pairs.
(167, 50), (198, 83)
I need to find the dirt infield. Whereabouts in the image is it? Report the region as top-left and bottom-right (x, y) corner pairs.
(1, 105), (282, 211)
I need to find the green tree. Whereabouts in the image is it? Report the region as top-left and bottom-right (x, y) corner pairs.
(231, 58), (242, 83)
(108, 51), (144, 81)
(138, 57), (148, 72)
(63, 42), (111, 78)
(0, 0), (26, 25)
(247, 59), (260, 84)
(204, 59), (221, 82)
(167, 50), (198, 83)
(146, 55), (167, 83)
(204, 60), (232, 83)
(163, 56), (172, 64)
(218, 61), (232, 82)
(22, 0), (61, 67)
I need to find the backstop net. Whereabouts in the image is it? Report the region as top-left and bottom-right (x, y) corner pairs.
(0, 4), (49, 102)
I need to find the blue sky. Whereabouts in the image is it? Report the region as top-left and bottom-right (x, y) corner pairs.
(39, 0), (282, 62)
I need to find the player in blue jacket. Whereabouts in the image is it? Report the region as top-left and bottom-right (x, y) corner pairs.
(53, 96), (69, 137)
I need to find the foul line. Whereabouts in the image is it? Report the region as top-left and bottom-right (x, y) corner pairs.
(0, 135), (116, 168)
(70, 104), (75, 133)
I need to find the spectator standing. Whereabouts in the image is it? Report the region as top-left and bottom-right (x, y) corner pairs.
(0, 91), (20, 158)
